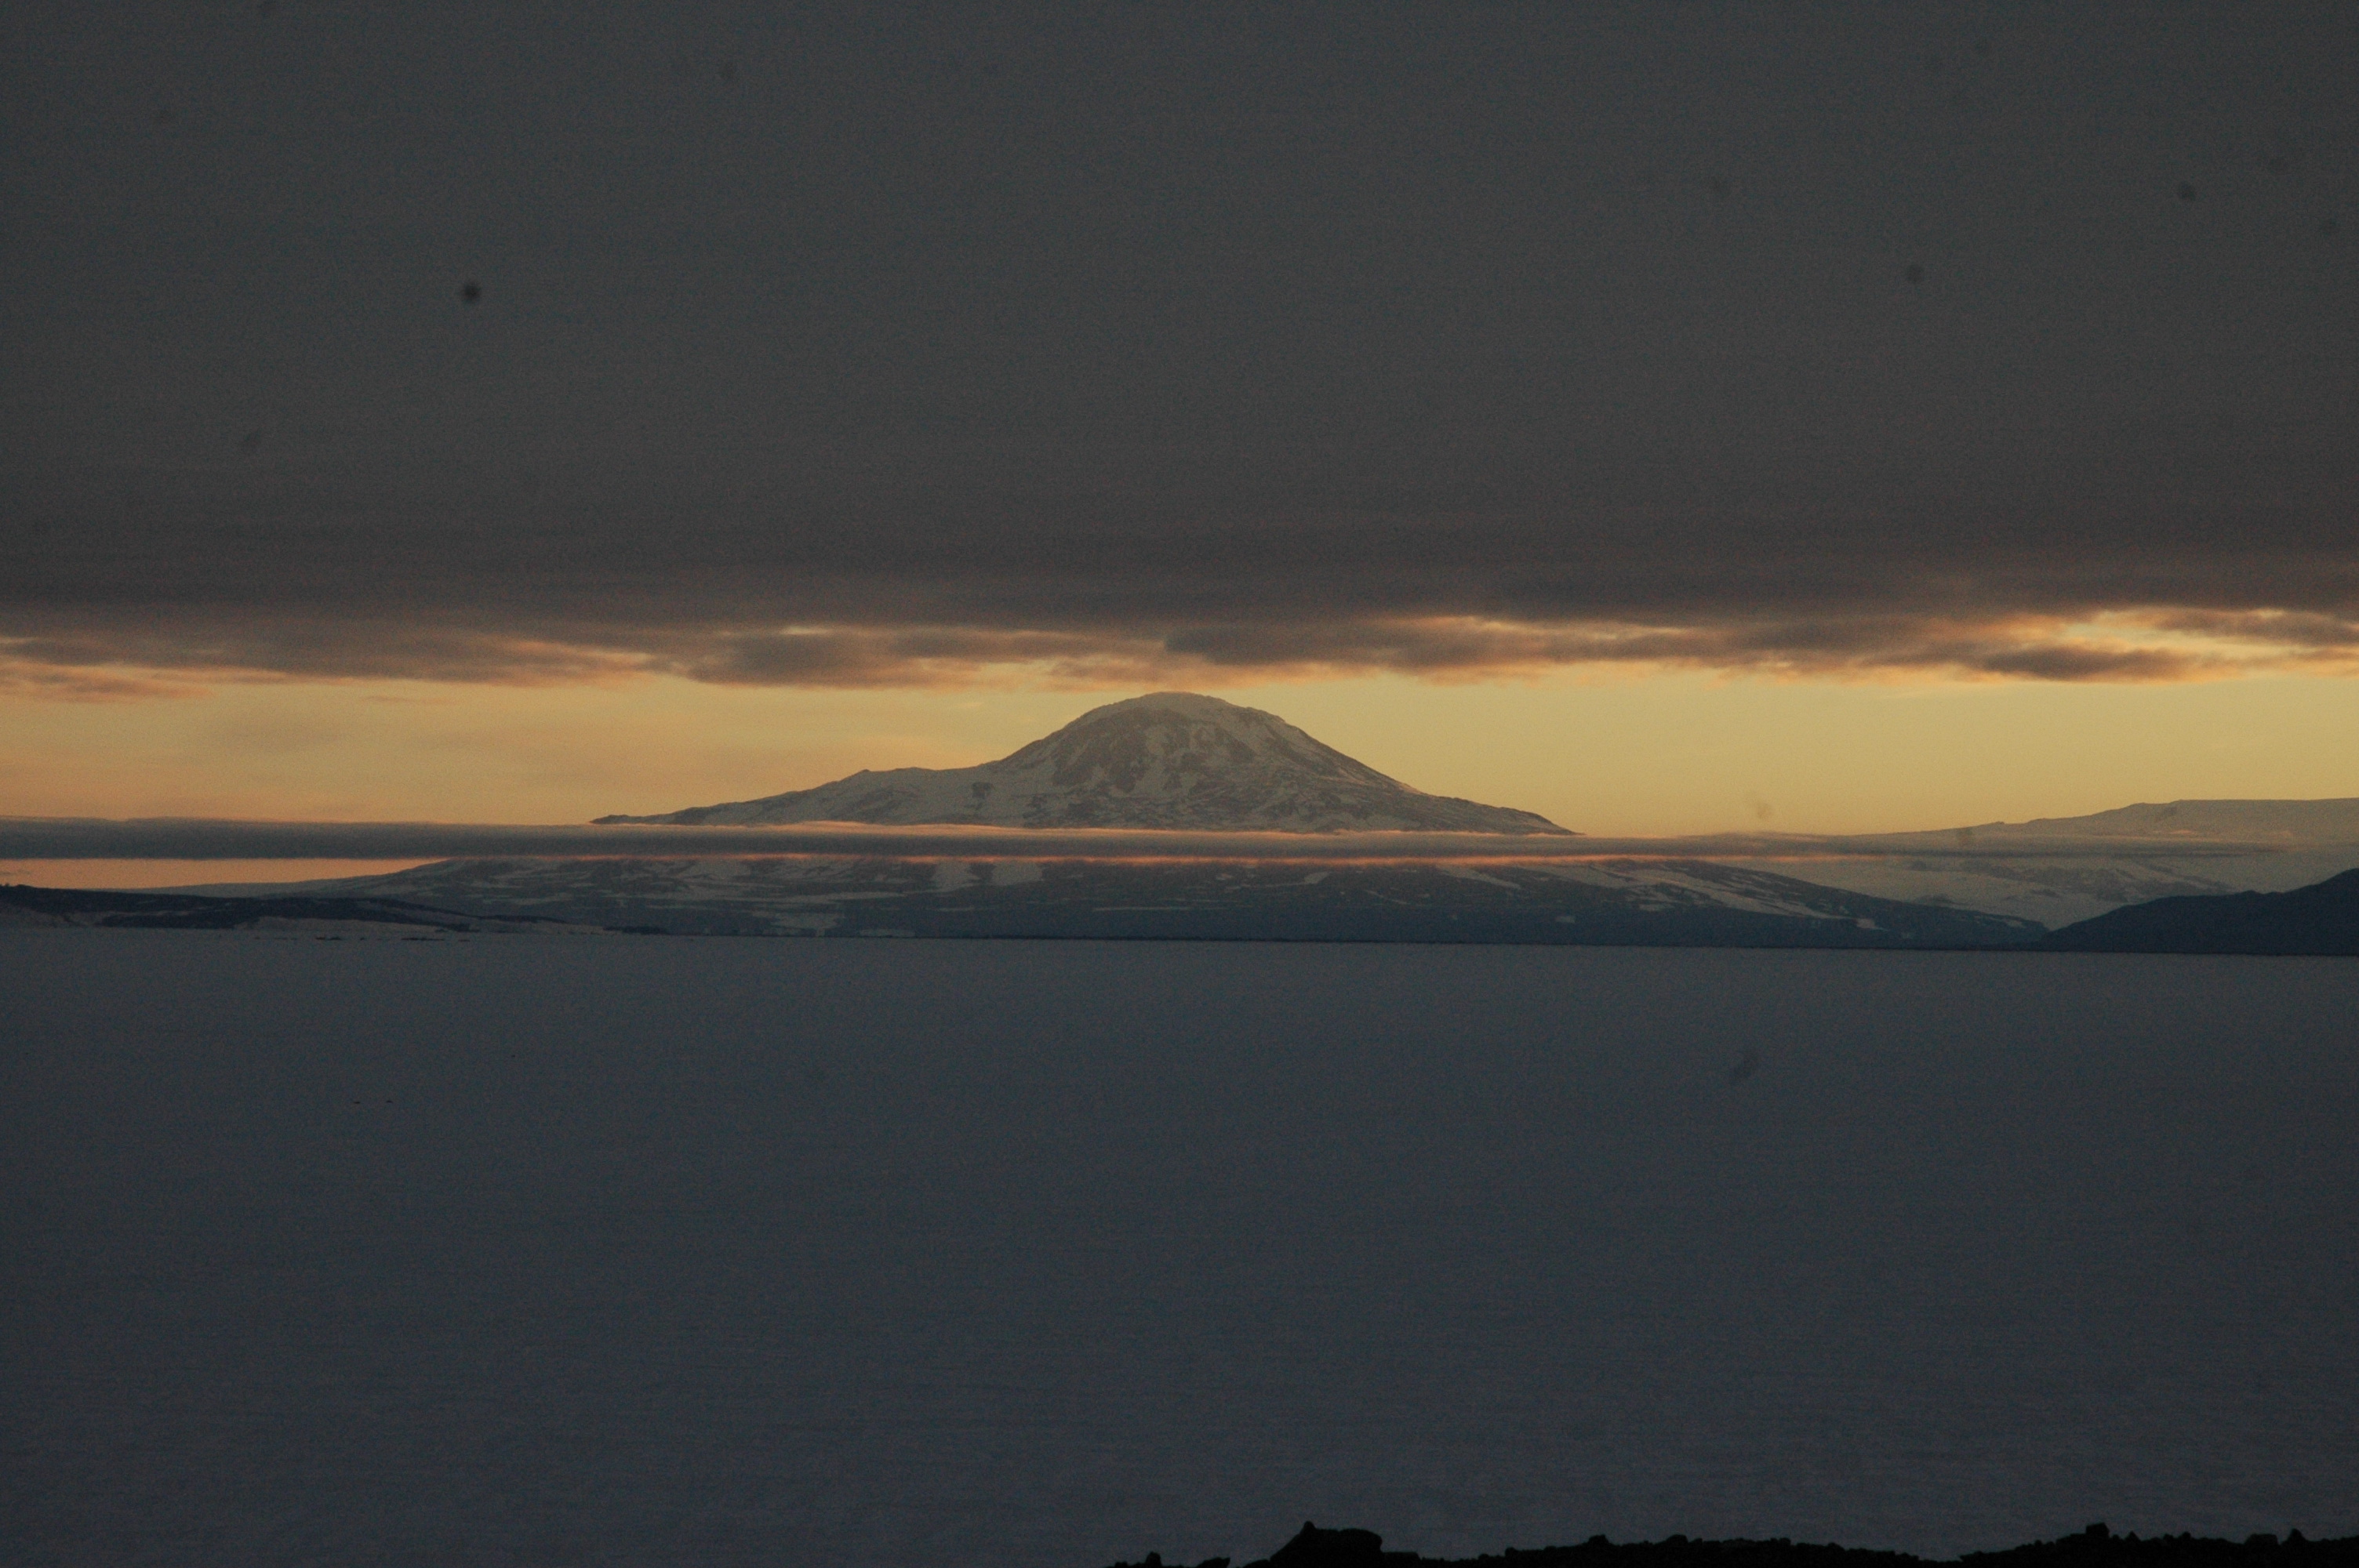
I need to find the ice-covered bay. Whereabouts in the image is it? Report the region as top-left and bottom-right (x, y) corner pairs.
(2, 933), (2354, 1566)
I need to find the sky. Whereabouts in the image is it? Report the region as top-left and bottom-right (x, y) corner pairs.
(5, 2), (2357, 855)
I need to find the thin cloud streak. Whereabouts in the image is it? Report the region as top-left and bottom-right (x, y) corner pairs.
(6, 818), (2346, 864)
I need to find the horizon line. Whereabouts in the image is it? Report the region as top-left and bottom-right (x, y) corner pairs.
(8, 815), (2356, 865)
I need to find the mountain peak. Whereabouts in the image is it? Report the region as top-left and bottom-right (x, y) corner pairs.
(597, 692), (1574, 834)
(1093, 691), (1244, 713)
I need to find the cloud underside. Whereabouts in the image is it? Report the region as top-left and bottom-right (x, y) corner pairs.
(6, 606), (2359, 699)
(13, 3), (2359, 703)
(8, 513), (2359, 696)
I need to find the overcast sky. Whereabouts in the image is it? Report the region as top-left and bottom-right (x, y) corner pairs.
(8, 1), (2356, 699)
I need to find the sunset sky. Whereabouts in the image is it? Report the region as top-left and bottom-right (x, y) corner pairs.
(7, 4), (2356, 865)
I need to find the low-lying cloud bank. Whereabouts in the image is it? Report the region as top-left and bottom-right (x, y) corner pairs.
(5, 818), (2341, 865)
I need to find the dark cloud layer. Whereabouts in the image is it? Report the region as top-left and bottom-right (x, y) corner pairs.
(5, 5), (2356, 688)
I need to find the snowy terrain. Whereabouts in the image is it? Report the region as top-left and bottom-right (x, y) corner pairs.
(587, 699), (2359, 924)
(1920, 799), (2359, 842)
(7, 935), (2355, 1565)
(1719, 847), (2359, 927)
(31, 695), (2354, 933)
(1707, 800), (2359, 925)
(306, 853), (2038, 946)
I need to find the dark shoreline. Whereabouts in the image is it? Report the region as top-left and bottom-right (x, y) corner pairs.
(1107, 1523), (2358, 1568)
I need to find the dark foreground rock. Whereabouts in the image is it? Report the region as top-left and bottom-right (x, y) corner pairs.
(1100, 1521), (2359, 1568)
(2041, 867), (2359, 954)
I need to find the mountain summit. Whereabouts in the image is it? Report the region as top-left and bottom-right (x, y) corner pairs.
(596, 691), (1574, 834)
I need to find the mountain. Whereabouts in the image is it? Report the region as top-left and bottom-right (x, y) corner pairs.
(1691, 798), (2359, 926)
(279, 854), (2042, 947)
(2040, 867), (2359, 954)
(594, 691), (1572, 835)
(1703, 848), (2347, 928)
(1943, 797), (2359, 841)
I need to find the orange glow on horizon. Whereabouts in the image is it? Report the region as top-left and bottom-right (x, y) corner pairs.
(3, 668), (2357, 848)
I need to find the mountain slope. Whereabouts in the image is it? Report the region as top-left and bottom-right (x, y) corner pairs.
(597, 692), (1572, 834)
(1692, 798), (2359, 925)
(1959, 797), (2359, 841)
(294, 855), (2041, 947)
(2041, 867), (2359, 954)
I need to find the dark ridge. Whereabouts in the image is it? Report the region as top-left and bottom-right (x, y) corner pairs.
(0, 883), (638, 935)
(1098, 1521), (2357, 1568)
(2040, 867), (2359, 954)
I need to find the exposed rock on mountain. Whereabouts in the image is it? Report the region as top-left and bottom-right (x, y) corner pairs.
(596, 691), (1572, 835)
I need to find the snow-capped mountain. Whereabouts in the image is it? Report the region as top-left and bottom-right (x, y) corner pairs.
(596, 691), (1573, 835)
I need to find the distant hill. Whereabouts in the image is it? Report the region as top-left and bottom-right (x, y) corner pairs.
(595, 691), (1572, 835)
(1710, 798), (2359, 927)
(2041, 868), (2359, 955)
(1877, 797), (2359, 844)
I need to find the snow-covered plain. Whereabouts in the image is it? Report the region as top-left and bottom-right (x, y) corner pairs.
(3, 933), (2354, 1566)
